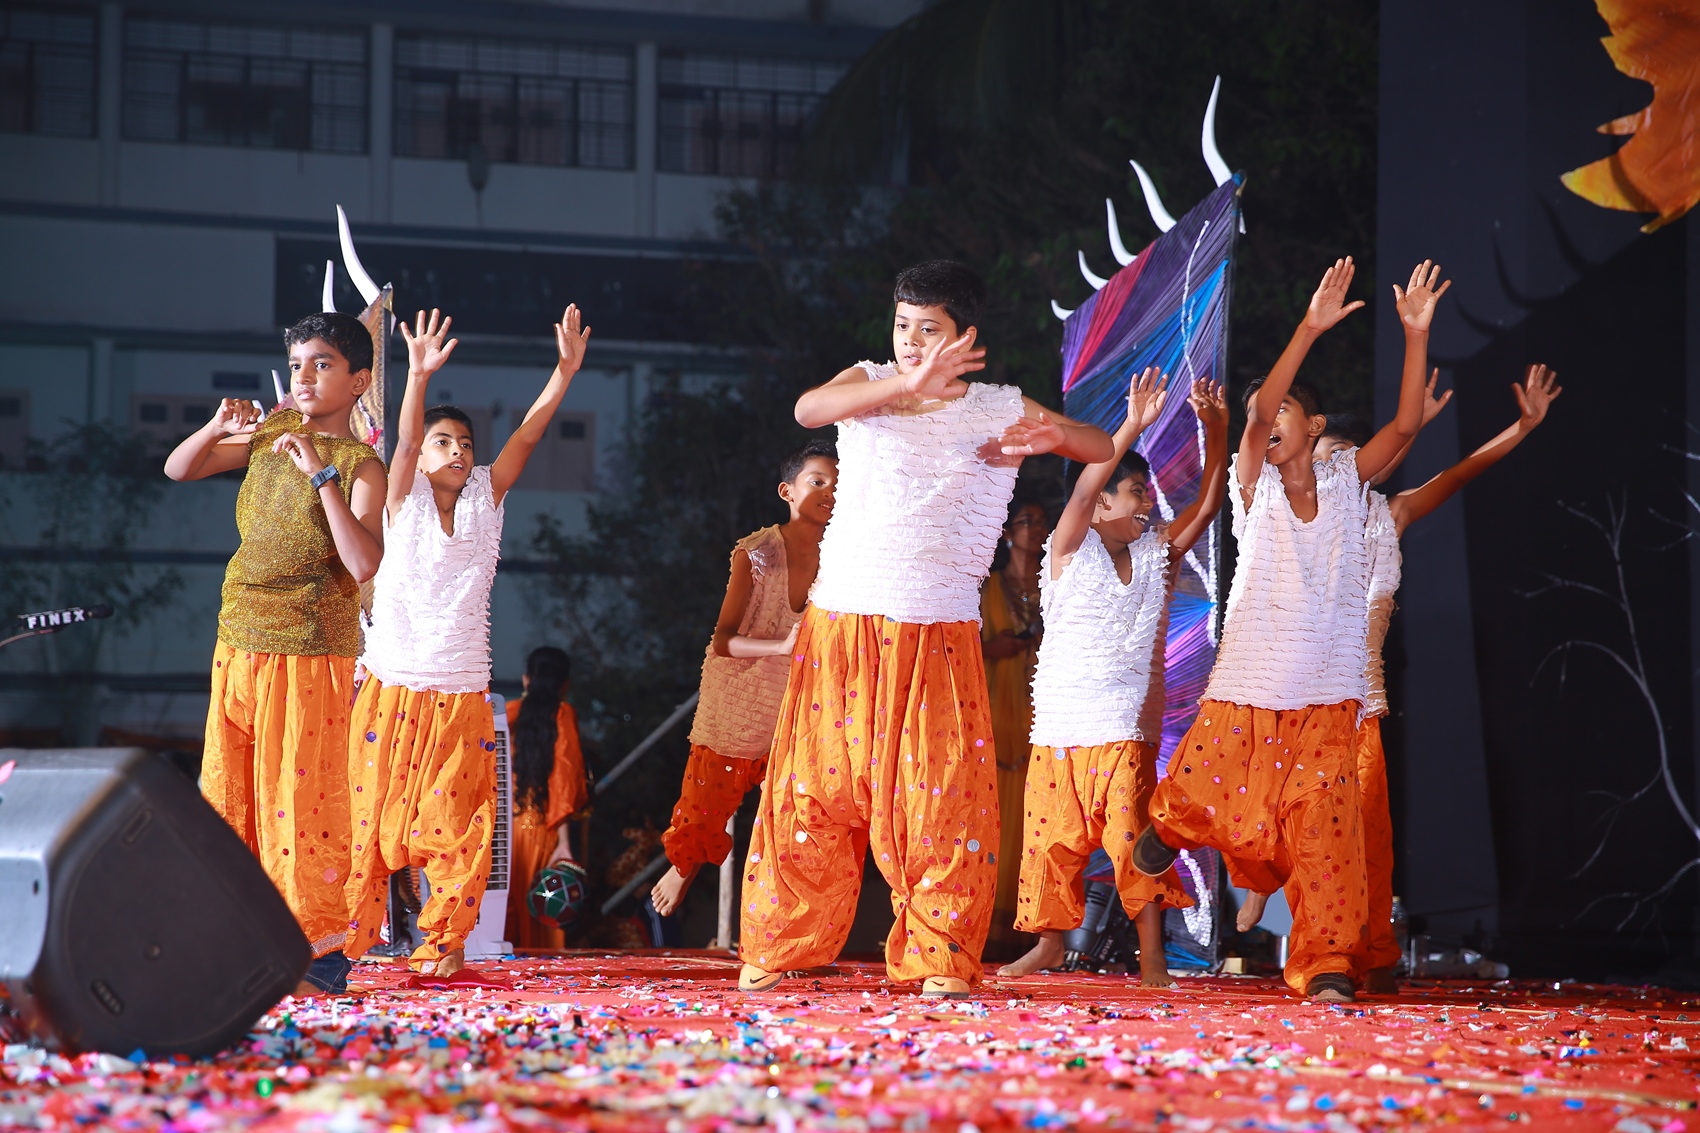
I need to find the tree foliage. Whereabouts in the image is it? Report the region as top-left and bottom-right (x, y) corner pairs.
(530, 0), (1380, 854)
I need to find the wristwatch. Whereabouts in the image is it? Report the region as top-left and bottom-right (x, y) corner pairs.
(310, 466), (341, 491)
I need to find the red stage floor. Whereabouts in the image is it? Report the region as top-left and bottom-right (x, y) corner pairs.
(2, 952), (1696, 1130)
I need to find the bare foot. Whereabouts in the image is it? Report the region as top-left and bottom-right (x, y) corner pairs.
(921, 976), (971, 999)
(651, 864), (699, 918)
(1236, 890), (1270, 933)
(418, 948), (465, 978)
(997, 932), (1065, 978)
(1134, 903), (1174, 987)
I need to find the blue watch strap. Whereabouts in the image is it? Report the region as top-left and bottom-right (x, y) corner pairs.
(310, 465), (340, 491)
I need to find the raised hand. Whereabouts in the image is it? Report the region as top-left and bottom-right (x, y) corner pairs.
(210, 397), (263, 437)
(902, 328), (985, 401)
(1393, 260), (1452, 335)
(1513, 364), (1562, 430)
(554, 303), (591, 374)
(1305, 257), (1367, 334)
(1126, 367), (1169, 432)
(998, 411), (1068, 458)
(1420, 368), (1454, 426)
(273, 430), (327, 477)
(1186, 377), (1228, 430)
(400, 308), (458, 377)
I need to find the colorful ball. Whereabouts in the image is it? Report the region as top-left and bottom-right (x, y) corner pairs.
(527, 860), (589, 928)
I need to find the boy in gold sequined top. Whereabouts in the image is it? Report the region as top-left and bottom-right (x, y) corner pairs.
(165, 311), (386, 997)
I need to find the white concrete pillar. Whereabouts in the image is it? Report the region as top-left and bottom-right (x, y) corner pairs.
(97, 3), (121, 206)
(369, 23), (394, 223)
(633, 41), (657, 238)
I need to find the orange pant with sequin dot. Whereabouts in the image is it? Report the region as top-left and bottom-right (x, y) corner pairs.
(343, 675), (497, 970)
(1356, 715), (1399, 972)
(662, 745), (767, 873)
(1149, 699), (1368, 994)
(739, 605), (1000, 985)
(200, 641), (356, 958)
(1015, 739), (1191, 932)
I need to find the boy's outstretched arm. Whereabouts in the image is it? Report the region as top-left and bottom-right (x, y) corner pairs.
(1167, 379), (1229, 558)
(1050, 368), (1169, 569)
(390, 308), (459, 521)
(492, 305), (590, 507)
(709, 550), (797, 658)
(163, 398), (262, 480)
(1241, 258), (1365, 493)
(1357, 261), (1451, 482)
(995, 397), (1115, 465)
(272, 434), (386, 582)
(1366, 369), (1452, 487)
(1388, 364), (1561, 534)
(794, 329), (986, 428)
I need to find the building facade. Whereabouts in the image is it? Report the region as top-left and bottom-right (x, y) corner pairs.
(0, 0), (916, 744)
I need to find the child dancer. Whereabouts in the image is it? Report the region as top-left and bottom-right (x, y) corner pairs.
(651, 441), (839, 917)
(506, 646), (590, 950)
(738, 260), (1113, 996)
(165, 311), (387, 996)
(999, 369), (1229, 985)
(1134, 258), (1449, 1002)
(344, 305), (590, 977)
(1310, 364), (1561, 993)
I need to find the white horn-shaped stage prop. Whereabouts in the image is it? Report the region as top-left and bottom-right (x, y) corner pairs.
(321, 261), (336, 313)
(336, 205), (382, 306)
(271, 369), (287, 406)
(1106, 198), (1136, 266)
(1129, 161), (1177, 233)
(1050, 299), (1074, 321)
(1077, 250), (1109, 291)
(1202, 75), (1232, 187)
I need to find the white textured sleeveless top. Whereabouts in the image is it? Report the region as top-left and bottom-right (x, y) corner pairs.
(1203, 449), (1370, 710)
(1363, 490), (1402, 718)
(361, 465), (503, 694)
(688, 526), (802, 759)
(808, 362), (1024, 625)
(1029, 526), (1174, 747)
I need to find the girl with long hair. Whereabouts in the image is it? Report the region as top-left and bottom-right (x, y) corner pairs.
(504, 645), (589, 950)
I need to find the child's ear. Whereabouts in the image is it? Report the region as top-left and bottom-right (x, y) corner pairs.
(1308, 414), (1327, 438)
(777, 480), (794, 503)
(353, 367), (373, 395)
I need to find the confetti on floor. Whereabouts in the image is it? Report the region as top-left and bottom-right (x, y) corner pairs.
(2, 951), (1696, 1130)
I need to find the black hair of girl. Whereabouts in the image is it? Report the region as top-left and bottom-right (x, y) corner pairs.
(513, 646), (571, 814)
(990, 495), (1045, 575)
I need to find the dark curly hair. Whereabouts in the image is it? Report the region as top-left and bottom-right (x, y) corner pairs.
(893, 260), (986, 335)
(283, 311), (374, 374)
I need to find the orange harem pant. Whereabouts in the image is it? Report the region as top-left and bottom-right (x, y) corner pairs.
(1357, 715), (1399, 971)
(740, 606), (1000, 985)
(1148, 700), (1368, 994)
(662, 745), (768, 873)
(343, 675), (497, 969)
(201, 642), (356, 958)
(1016, 740), (1190, 932)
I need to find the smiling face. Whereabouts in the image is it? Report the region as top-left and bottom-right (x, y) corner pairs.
(418, 417), (474, 493)
(891, 302), (960, 375)
(1264, 396), (1328, 468)
(287, 337), (369, 419)
(1092, 468), (1153, 545)
(779, 455), (838, 527)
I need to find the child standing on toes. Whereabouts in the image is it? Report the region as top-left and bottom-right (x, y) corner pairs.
(343, 305), (590, 978)
(997, 369), (1229, 986)
(1134, 258), (1449, 1003)
(737, 260), (1113, 997)
(652, 441), (839, 918)
(165, 311), (387, 997)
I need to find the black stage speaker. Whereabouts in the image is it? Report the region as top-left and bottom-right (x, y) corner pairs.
(0, 748), (310, 1056)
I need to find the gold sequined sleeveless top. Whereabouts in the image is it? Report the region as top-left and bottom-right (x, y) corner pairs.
(218, 409), (379, 657)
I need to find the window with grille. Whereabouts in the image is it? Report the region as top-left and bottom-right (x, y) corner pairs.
(658, 51), (843, 178)
(394, 35), (632, 170)
(0, 5), (96, 138)
(122, 16), (366, 152)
